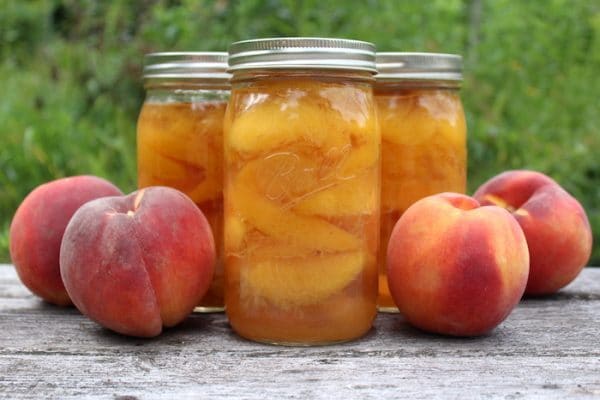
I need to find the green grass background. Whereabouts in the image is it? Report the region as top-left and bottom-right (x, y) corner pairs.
(1, 0), (599, 264)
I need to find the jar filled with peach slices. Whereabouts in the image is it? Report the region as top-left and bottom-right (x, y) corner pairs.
(137, 52), (229, 312)
(224, 38), (380, 345)
(375, 53), (467, 311)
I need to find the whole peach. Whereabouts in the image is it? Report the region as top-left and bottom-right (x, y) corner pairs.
(60, 186), (215, 337)
(474, 170), (592, 295)
(9, 175), (123, 306)
(387, 193), (529, 336)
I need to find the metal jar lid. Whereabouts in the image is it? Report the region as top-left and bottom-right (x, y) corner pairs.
(228, 38), (377, 73)
(376, 52), (463, 82)
(143, 52), (230, 84)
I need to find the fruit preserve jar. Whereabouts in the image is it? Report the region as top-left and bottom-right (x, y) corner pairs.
(224, 38), (380, 345)
(137, 52), (229, 312)
(375, 53), (467, 311)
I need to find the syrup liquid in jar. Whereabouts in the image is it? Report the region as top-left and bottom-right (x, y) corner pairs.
(375, 53), (467, 311)
(137, 52), (229, 311)
(224, 38), (380, 345)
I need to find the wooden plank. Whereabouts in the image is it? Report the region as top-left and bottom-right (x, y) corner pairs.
(0, 265), (599, 399)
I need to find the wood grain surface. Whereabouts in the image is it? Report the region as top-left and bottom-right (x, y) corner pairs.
(0, 265), (599, 399)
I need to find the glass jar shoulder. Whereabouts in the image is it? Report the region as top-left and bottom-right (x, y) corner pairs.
(143, 86), (230, 105)
(375, 84), (465, 139)
(375, 85), (463, 112)
(139, 88), (228, 129)
(226, 76), (377, 139)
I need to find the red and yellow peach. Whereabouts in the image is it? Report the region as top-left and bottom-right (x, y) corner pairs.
(9, 175), (123, 306)
(60, 186), (216, 337)
(474, 170), (592, 295)
(387, 193), (529, 336)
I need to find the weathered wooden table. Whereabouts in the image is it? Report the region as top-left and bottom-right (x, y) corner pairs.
(0, 265), (599, 399)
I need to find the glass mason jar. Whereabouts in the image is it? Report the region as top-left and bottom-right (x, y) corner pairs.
(375, 53), (467, 311)
(224, 38), (380, 345)
(137, 52), (230, 312)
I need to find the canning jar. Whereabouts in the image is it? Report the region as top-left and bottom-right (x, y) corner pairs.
(137, 52), (229, 312)
(224, 38), (380, 345)
(375, 53), (467, 311)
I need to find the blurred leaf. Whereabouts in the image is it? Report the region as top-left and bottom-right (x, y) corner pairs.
(0, 0), (599, 263)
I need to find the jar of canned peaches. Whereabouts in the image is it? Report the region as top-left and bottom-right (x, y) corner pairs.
(375, 53), (467, 311)
(137, 52), (229, 312)
(224, 38), (380, 345)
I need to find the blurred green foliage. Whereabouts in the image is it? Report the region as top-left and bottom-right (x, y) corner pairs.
(1, 0), (599, 264)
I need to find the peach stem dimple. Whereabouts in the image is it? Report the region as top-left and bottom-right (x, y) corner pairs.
(442, 193), (479, 211)
(484, 194), (516, 212)
(133, 190), (145, 210)
(513, 208), (529, 217)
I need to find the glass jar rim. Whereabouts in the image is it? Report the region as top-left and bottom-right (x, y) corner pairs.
(376, 52), (463, 82)
(143, 52), (230, 84)
(228, 37), (377, 73)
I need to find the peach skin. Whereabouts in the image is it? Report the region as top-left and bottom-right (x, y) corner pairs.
(60, 186), (215, 337)
(474, 170), (592, 295)
(9, 175), (123, 306)
(387, 193), (529, 336)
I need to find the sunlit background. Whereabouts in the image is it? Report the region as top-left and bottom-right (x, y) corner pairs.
(1, 0), (598, 263)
